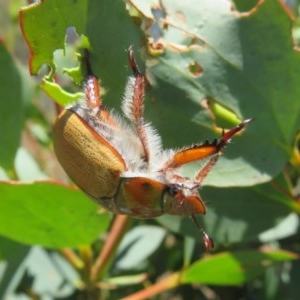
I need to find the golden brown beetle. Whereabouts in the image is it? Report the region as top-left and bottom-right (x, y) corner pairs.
(53, 49), (251, 250)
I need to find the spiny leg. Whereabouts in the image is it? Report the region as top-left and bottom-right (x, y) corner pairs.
(189, 119), (252, 251)
(194, 118), (253, 185)
(82, 49), (101, 109)
(194, 153), (220, 184)
(123, 47), (152, 162)
(82, 49), (118, 127)
(191, 214), (214, 251)
(161, 119), (253, 177)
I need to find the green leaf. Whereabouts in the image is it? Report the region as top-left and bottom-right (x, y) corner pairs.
(41, 79), (84, 106)
(19, 0), (141, 106)
(84, 0), (142, 108)
(0, 181), (110, 248)
(134, 0), (300, 186)
(19, 0), (87, 74)
(0, 235), (29, 262)
(0, 42), (23, 170)
(182, 250), (298, 285)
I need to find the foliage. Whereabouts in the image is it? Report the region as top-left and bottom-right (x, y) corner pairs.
(0, 0), (299, 299)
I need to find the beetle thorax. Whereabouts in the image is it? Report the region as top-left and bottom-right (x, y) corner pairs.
(69, 98), (175, 180)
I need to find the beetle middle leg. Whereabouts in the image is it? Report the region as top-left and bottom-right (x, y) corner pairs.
(122, 47), (162, 164)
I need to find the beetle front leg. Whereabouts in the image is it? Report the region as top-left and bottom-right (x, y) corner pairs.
(194, 118), (253, 184)
(161, 119), (253, 183)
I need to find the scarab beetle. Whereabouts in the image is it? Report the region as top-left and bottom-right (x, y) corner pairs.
(53, 48), (252, 250)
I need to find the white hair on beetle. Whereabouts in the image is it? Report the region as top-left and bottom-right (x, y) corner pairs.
(121, 74), (165, 170)
(69, 66), (174, 179)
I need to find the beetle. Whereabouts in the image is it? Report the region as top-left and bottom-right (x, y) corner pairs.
(53, 48), (252, 250)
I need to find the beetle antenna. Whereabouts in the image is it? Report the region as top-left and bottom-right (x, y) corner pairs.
(191, 214), (214, 251)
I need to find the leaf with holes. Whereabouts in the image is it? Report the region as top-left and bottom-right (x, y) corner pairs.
(131, 0), (300, 186)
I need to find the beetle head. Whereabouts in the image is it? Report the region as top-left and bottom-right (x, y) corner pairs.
(163, 183), (206, 216)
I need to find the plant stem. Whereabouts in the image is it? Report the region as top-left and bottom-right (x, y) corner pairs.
(60, 248), (84, 270)
(80, 245), (94, 288)
(121, 272), (181, 300)
(91, 215), (132, 281)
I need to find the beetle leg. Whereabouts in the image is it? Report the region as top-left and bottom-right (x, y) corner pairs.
(161, 119), (253, 181)
(82, 49), (118, 127)
(121, 47), (155, 163)
(82, 49), (101, 109)
(191, 214), (214, 251)
(126, 46), (145, 125)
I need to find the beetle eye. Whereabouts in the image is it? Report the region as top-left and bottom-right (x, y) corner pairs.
(167, 184), (181, 197)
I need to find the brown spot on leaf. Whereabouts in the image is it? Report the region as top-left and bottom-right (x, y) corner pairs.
(147, 40), (165, 55)
(188, 61), (202, 77)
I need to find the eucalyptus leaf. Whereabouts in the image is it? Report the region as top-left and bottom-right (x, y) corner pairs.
(0, 181), (110, 248)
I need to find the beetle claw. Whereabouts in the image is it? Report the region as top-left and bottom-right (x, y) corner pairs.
(127, 46), (141, 76)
